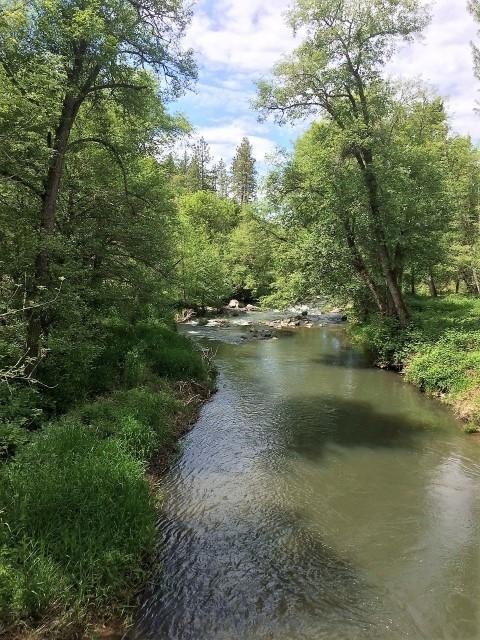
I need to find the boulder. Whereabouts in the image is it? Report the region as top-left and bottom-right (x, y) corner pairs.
(228, 299), (240, 309)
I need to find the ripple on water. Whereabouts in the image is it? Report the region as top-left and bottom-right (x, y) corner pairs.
(131, 327), (480, 640)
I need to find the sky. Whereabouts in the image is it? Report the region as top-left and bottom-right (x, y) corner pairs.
(171, 0), (480, 168)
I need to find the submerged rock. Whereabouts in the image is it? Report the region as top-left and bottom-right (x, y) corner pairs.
(249, 327), (273, 340)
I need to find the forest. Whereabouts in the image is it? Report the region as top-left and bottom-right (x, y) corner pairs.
(1, 0), (480, 638)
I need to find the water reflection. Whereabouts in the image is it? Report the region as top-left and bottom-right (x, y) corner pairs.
(132, 328), (480, 640)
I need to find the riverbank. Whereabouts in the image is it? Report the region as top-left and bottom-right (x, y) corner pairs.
(350, 295), (480, 433)
(0, 327), (215, 640)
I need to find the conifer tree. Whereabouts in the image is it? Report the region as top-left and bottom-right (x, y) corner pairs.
(231, 137), (257, 205)
(186, 137), (214, 191)
(215, 158), (230, 198)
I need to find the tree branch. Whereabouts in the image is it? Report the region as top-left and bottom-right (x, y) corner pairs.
(0, 169), (43, 197)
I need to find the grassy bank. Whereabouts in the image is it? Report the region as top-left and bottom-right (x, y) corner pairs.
(350, 296), (480, 433)
(0, 322), (214, 639)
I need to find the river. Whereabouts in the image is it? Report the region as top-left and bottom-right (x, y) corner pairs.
(132, 319), (480, 640)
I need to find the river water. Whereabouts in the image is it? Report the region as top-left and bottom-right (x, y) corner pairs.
(133, 321), (480, 640)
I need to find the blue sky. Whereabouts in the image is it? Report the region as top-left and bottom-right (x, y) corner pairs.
(171, 0), (480, 168)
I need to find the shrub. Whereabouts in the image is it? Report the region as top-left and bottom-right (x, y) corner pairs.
(100, 320), (208, 385)
(352, 296), (480, 429)
(405, 332), (480, 394)
(0, 422), (31, 460)
(0, 383), (43, 429)
(349, 314), (408, 367)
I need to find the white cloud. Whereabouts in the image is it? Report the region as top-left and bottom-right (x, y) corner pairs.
(179, 0), (480, 164)
(196, 119), (276, 165)
(186, 0), (297, 73)
(389, 0), (480, 138)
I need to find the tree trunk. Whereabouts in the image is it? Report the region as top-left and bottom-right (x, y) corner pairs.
(356, 150), (409, 325)
(460, 269), (476, 295)
(411, 272), (416, 296)
(342, 220), (386, 314)
(25, 95), (81, 369)
(473, 268), (480, 296)
(428, 270), (438, 298)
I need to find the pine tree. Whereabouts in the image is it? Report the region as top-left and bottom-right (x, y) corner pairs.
(186, 137), (214, 191)
(231, 137), (257, 205)
(215, 158), (230, 198)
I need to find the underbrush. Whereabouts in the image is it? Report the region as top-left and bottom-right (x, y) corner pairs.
(0, 318), (213, 638)
(350, 296), (480, 431)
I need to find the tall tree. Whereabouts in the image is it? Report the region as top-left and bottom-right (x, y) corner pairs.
(215, 158), (230, 198)
(256, 0), (429, 324)
(265, 91), (453, 314)
(186, 136), (213, 191)
(0, 0), (195, 368)
(470, 0), (480, 79)
(231, 137), (257, 205)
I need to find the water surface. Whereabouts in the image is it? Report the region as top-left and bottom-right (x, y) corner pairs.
(134, 325), (480, 640)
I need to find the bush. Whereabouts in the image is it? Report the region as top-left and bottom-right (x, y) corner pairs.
(404, 331), (480, 394)
(31, 317), (207, 418)
(0, 422), (31, 460)
(348, 313), (420, 367)
(97, 319), (208, 389)
(0, 383), (43, 429)
(0, 421), (155, 624)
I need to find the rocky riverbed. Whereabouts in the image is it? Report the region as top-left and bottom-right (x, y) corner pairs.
(177, 304), (348, 343)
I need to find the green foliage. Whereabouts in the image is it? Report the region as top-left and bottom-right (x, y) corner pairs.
(0, 422), (31, 460)
(231, 137), (257, 205)
(0, 383), (42, 429)
(225, 209), (278, 300)
(100, 320), (208, 384)
(175, 198), (232, 308)
(464, 423), (480, 434)
(405, 334), (480, 394)
(0, 541), (70, 624)
(0, 421), (155, 624)
(0, 322), (209, 632)
(350, 315), (407, 368)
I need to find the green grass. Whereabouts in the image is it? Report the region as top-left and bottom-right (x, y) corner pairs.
(350, 295), (480, 428)
(0, 421), (155, 629)
(74, 387), (182, 464)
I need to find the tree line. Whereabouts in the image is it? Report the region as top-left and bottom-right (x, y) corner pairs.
(0, 0), (260, 412)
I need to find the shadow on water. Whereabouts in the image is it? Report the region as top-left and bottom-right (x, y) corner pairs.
(274, 395), (424, 462)
(309, 352), (373, 370)
(129, 401), (428, 639)
(130, 501), (402, 640)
